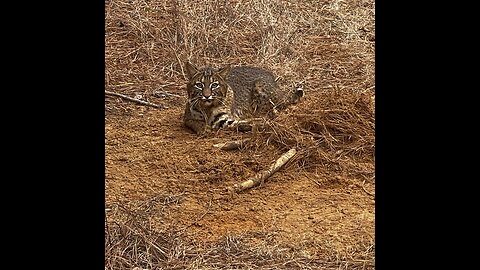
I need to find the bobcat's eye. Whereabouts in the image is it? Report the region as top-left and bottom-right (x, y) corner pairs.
(194, 82), (204, 89)
(210, 82), (219, 89)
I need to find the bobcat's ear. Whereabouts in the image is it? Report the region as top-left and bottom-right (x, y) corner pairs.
(185, 61), (199, 79)
(217, 65), (231, 79)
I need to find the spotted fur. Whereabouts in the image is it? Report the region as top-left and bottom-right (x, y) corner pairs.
(183, 61), (304, 135)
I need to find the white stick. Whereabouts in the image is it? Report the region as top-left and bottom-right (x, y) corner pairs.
(232, 148), (297, 193)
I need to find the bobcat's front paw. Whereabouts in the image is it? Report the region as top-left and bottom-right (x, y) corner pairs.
(196, 125), (213, 137)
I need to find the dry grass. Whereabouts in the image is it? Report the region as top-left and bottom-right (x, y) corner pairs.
(106, 0), (374, 268)
(250, 88), (375, 182)
(106, 194), (374, 270)
(105, 0), (374, 97)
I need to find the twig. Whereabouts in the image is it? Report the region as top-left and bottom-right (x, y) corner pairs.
(175, 51), (186, 81)
(312, 179), (323, 188)
(153, 90), (182, 98)
(362, 180), (375, 197)
(231, 148), (297, 193)
(121, 223), (167, 256)
(105, 90), (165, 109)
(213, 138), (251, 151)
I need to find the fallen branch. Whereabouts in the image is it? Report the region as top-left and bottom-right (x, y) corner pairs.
(213, 138), (251, 151)
(105, 90), (165, 109)
(231, 148), (297, 193)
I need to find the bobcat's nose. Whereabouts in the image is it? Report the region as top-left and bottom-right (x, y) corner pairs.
(201, 95), (214, 100)
(202, 87), (212, 99)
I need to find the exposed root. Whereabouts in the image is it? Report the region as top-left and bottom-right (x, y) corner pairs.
(231, 148), (297, 193)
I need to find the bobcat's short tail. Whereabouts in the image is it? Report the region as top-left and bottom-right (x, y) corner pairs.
(275, 82), (305, 112)
(291, 82), (304, 104)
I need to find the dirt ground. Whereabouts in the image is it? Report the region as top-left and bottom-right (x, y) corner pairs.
(105, 91), (374, 268)
(105, 0), (374, 268)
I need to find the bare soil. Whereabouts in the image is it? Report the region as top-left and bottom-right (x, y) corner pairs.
(105, 92), (374, 269)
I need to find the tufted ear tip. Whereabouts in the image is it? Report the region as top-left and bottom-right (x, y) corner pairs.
(217, 64), (231, 79)
(185, 61), (199, 79)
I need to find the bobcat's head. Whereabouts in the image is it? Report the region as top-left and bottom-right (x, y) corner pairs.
(185, 61), (231, 108)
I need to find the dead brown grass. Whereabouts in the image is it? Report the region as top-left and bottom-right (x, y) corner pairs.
(105, 0), (374, 268)
(106, 193), (374, 269)
(250, 88), (375, 182)
(105, 0), (374, 98)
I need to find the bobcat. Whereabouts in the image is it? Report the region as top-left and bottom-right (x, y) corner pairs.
(183, 61), (304, 135)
